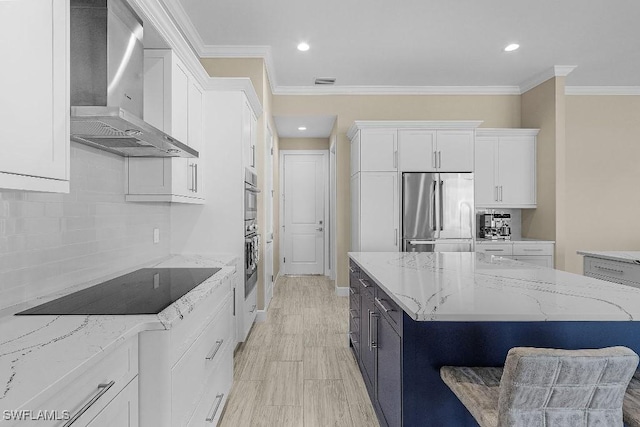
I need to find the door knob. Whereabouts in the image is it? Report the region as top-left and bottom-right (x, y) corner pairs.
(316, 227), (323, 231)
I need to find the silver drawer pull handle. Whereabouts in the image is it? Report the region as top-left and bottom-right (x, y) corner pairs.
(349, 309), (359, 319)
(349, 266), (356, 273)
(63, 381), (115, 427)
(595, 265), (624, 274)
(349, 287), (355, 295)
(250, 304), (257, 313)
(523, 249), (543, 252)
(375, 297), (394, 313)
(484, 249), (504, 252)
(206, 339), (224, 361)
(205, 393), (225, 422)
(349, 332), (359, 345)
(359, 278), (370, 288)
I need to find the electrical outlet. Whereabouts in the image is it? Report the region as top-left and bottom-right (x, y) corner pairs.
(153, 228), (160, 244)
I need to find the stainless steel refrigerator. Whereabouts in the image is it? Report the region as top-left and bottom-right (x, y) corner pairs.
(402, 172), (474, 252)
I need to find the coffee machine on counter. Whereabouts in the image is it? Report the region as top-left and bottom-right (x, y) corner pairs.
(479, 213), (512, 240)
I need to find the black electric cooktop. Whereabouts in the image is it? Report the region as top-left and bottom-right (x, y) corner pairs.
(16, 268), (220, 315)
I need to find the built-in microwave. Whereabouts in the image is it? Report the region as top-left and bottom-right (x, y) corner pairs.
(244, 169), (259, 221)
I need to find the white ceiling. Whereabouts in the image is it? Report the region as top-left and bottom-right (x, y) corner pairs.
(173, 0), (640, 92)
(274, 116), (337, 138)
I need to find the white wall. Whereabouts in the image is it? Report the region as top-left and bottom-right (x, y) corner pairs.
(0, 143), (171, 311)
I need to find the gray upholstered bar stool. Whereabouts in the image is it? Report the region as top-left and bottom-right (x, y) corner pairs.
(440, 346), (639, 427)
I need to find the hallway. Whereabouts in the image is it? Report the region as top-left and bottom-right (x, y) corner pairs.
(219, 275), (379, 426)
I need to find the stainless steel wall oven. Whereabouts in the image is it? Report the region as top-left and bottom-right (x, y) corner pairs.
(244, 169), (260, 297)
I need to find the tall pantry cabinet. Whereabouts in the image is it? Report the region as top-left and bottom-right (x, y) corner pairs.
(0, 0), (70, 193)
(349, 121), (482, 253)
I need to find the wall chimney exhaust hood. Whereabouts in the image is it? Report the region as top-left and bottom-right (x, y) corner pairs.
(70, 0), (197, 158)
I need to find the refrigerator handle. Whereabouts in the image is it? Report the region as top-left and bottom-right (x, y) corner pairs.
(439, 180), (444, 231)
(431, 180), (437, 231)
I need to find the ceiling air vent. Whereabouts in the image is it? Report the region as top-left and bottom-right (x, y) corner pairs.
(314, 77), (336, 85)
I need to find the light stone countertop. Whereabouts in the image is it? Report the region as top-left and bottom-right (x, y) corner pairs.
(349, 252), (640, 322)
(0, 254), (237, 417)
(577, 251), (640, 265)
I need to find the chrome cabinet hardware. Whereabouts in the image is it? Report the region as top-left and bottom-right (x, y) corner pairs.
(433, 151), (437, 168)
(394, 228), (398, 245)
(232, 288), (236, 316)
(205, 339), (224, 361)
(359, 278), (371, 288)
(495, 186), (499, 201)
(499, 186), (503, 201)
(349, 287), (355, 295)
(438, 151), (442, 169)
(250, 304), (257, 313)
(349, 309), (359, 319)
(393, 150), (398, 169)
(595, 265), (624, 274)
(439, 180), (444, 230)
(484, 249), (505, 252)
(316, 227), (323, 231)
(194, 163), (198, 192)
(205, 393), (225, 422)
(369, 311), (379, 350)
(63, 381), (115, 427)
(432, 181), (437, 231)
(523, 248), (543, 252)
(375, 297), (394, 313)
(349, 266), (356, 273)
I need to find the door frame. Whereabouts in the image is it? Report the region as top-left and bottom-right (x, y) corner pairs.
(279, 150), (329, 276)
(328, 138), (337, 280)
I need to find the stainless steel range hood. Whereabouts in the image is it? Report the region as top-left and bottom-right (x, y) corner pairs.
(70, 0), (197, 158)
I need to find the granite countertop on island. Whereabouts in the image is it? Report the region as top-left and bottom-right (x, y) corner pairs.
(577, 250), (640, 265)
(0, 253), (236, 417)
(349, 252), (640, 322)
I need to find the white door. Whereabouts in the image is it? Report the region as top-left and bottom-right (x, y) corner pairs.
(475, 137), (498, 206)
(398, 130), (436, 172)
(360, 129), (398, 172)
(436, 130), (474, 172)
(498, 138), (536, 206)
(282, 152), (326, 275)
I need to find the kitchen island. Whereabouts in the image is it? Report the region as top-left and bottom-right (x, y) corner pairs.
(348, 252), (640, 426)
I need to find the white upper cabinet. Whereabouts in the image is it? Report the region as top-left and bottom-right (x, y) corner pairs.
(243, 99), (257, 173)
(0, 0), (69, 193)
(436, 130), (474, 172)
(475, 129), (538, 208)
(398, 130), (435, 172)
(126, 49), (204, 204)
(359, 129), (398, 172)
(357, 172), (399, 252)
(350, 131), (361, 176)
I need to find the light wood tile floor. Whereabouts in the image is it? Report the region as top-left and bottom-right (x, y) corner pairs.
(219, 275), (379, 427)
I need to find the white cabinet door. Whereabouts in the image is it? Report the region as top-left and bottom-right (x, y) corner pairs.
(127, 50), (203, 203)
(0, 0), (69, 193)
(242, 99), (257, 172)
(360, 172), (398, 251)
(437, 130), (474, 172)
(350, 131), (361, 176)
(498, 138), (536, 207)
(360, 129), (397, 172)
(171, 60), (190, 144)
(351, 173), (361, 251)
(87, 378), (139, 427)
(398, 130), (436, 172)
(475, 137), (498, 206)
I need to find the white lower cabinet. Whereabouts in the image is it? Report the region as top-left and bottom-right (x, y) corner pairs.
(29, 338), (138, 427)
(584, 257), (640, 288)
(243, 285), (258, 340)
(87, 378), (139, 427)
(477, 242), (554, 268)
(139, 272), (235, 427)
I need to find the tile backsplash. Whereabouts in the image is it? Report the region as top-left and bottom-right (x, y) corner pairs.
(0, 143), (171, 310)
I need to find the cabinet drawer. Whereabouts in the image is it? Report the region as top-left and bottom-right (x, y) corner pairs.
(172, 295), (233, 426)
(375, 287), (402, 330)
(34, 338), (138, 427)
(586, 258), (640, 286)
(475, 244), (513, 256)
(511, 255), (553, 268)
(86, 377), (138, 427)
(187, 344), (233, 427)
(513, 243), (553, 256)
(171, 271), (232, 365)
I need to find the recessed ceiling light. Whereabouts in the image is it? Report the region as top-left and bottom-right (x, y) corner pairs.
(298, 126), (307, 131)
(504, 43), (520, 52)
(297, 42), (310, 52)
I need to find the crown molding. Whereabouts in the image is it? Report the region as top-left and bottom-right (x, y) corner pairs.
(347, 121), (484, 140)
(128, 0), (263, 117)
(274, 85), (521, 96)
(476, 128), (540, 137)
(519, 65), (577, 94)
(565, 86), (640, 96)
